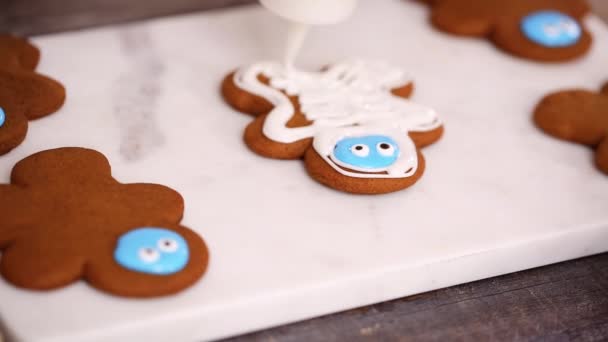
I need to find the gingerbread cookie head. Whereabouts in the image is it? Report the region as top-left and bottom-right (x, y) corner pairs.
(534, 82), (608, 175)
(421, 0), (592, 62)
(222, 60), (443, 194)
(0, 148), (209, 297)
(0, 35), (65, 155)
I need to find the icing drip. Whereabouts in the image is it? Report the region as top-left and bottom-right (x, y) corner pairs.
(233, 60), (441, 179)
(284, 22), (310, 69)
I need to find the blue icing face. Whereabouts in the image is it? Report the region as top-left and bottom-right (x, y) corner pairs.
(333, 135), (400, 170)
(114, 227), (189, 275)
(0, 107), (5, 128)
(521, 11), (581, 47)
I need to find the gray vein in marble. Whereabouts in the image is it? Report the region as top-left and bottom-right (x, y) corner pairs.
(368, 201), (382, 240)
(113, 28), (166, 162)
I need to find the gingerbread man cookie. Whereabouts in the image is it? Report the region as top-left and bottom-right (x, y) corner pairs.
(419, 0), (592, 62)
(534, 82), (608, 175)
(222, 60), (443, 194)
(0, 35), (65, 155)
(0, 148), (209, 297)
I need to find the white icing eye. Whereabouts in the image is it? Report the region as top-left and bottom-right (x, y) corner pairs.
(543, 24), (560, 37)
(562, 21), (580, 36)
(138, 247), (160, 263)
(157, 238), (179, 253)
(377, 142), (396, 157)
(350, 144), (370, 157)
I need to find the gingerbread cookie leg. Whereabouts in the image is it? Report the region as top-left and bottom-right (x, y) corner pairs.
(244, 113), (313, 159)
(0, 148), (209, 297)
(596, 138), (608, 174)
(429, 2), (494, 37)
(223, 71), (313, 159)
(534, 83), (608, 175)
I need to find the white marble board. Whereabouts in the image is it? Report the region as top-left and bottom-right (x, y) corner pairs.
(1, 0), (608, 341)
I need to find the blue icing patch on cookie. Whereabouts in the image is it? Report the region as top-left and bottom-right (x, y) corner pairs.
(521, 11), (581, 47)
(333, 135), (400, 170)
(114, 227), (189, 275)
(0, 107), (5, 128)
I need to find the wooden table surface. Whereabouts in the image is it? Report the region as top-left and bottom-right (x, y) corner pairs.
(1, 1), (607, 341)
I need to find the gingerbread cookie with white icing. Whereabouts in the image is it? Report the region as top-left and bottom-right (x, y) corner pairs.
(0, 34), (66, 155)
(419, 0), (592, 62)
(222, 61), (444, 194)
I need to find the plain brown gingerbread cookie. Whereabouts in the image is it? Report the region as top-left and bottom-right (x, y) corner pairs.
(534, 82), (608, 175)
(221, 70), (443, 195)
(0, 34), (65, 155)
(419, 0), (592, 62)
(0, 147), (209, 297)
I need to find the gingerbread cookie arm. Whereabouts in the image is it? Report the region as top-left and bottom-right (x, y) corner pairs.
(10, 148), (186, 223)
(409, 127), (444, 148)
(0, 35), (40, 70)
(10, 147), (112, 185)
(113, 183), (186, 224)
(222, 72), (274, 117)
(391, 83), (414, 99)
(389, 83), (444, 148)
(428, 1), (495, 37)
(0, 237), (87, 290)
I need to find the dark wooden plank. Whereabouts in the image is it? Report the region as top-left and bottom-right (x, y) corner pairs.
(1, 0), (606, 37)
(227, 253), (608, 341)
(0, 0), (256, 36)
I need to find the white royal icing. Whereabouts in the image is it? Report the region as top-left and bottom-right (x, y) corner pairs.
(233, 60), (441, 179)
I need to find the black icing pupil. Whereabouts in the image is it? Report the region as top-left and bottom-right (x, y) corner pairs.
(355, 145), (364, 151)
(164, 241), (171, 246)
(380, 143), (390, 149)
(145, 248), (154, 254)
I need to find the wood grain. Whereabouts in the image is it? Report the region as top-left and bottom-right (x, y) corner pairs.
(0, 0), (257, 36)
(227, 254), (608, 341)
